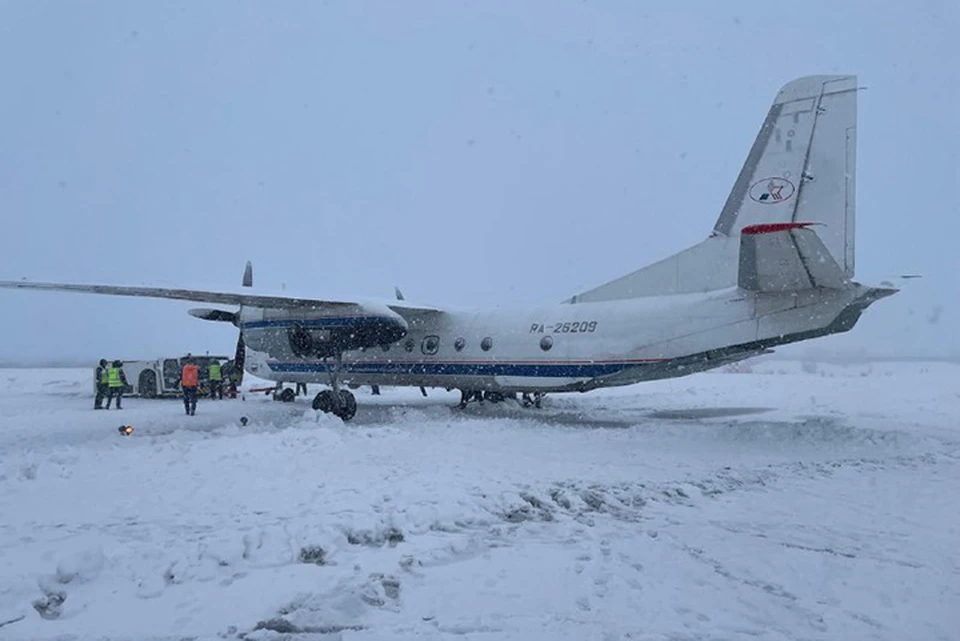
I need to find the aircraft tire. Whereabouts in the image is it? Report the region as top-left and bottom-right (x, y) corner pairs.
(312, 390), (335, 413)
(336, 390), (357, 421)
(483, 391), (505, 403)
(279, 387), (296, 403)
(311, 389), (357, 421)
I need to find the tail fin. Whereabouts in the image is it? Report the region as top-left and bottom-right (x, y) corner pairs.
(715, 75), (857, 277)
(566, 75), (858, 303)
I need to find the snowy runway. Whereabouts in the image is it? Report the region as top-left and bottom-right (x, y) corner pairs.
(0, 362), (957, 640)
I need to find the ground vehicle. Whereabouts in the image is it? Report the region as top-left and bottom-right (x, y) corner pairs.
(92, 356), (235, 398)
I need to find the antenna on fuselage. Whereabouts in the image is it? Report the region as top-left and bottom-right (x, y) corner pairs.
(242, 261), (253, 288)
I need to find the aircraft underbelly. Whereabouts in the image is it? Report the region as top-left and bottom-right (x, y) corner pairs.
(492, 375), (584, 392)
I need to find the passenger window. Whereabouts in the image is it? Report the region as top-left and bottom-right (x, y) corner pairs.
(454, 337), (465, 352)
(404, 338), (415, 352)
(540, 336), (553, 351)
(422, 335), (440, 355)
(481, 337), (493, 351)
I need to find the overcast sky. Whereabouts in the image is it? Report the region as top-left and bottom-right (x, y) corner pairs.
(1, 0), (957, 364)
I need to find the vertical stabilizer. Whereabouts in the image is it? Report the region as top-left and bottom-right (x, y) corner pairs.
(566, 75), (858, 304)
(714, 75), (857, 278)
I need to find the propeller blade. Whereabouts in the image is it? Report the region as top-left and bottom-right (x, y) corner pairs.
(233, 332), (246, 384)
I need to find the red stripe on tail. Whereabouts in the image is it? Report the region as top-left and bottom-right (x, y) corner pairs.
(741, 222), (815, 235)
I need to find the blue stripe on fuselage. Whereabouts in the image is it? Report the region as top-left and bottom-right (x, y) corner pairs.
(267, 360), (650, 378)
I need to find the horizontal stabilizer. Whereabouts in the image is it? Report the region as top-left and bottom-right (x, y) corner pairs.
(876, 274), (921, 289)
(738, 223), (848, 292)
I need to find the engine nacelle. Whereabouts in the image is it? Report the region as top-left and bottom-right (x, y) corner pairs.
(241, 304), (408, 358)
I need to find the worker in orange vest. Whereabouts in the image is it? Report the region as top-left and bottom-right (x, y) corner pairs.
(180, 357), (200, 416)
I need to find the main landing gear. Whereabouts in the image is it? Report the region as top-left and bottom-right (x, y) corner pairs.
(457, 390), (544, 409)
(522, 392), (544, 409)
(310, 351), (357, 421)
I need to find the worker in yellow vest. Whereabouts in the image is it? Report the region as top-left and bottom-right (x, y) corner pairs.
(208, 361), (224, 400)
(94, 358), (109, 409)
(104, 360), (128, 410)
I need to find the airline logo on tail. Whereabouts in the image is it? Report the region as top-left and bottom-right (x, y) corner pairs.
(749, 177), (795, 203)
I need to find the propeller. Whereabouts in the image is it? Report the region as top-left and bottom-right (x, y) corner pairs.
(233, 325), (246, 384)
(233, 261), (251, 384)
(186, 261), (251, 385)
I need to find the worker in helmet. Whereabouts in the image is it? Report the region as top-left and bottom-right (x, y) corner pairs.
(208, 361), (224, 400)
(94, 358), (109, 409)
(104, 360), (127, 409)
(181, 358), (199, 415)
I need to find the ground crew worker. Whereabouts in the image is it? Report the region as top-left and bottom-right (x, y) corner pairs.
(104, 360), (127, 409)
(224, 362), (240, 398)
(94, 358), (109, 409)
(295, 381), (307, 397)
(208, 361), (224, 400)
(181, 359), (199, 415)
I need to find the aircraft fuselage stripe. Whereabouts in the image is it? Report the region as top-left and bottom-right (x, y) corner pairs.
(266, 360), (662, 378)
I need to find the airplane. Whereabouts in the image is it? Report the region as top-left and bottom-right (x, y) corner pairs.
(0, 75), (897, 421)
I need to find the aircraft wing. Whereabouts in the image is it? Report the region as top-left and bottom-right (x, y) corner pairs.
(0, 279), (443, 314)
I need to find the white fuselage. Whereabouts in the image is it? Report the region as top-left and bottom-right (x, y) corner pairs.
(241, 284), (875, 394)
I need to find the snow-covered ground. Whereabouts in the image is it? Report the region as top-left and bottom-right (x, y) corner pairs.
(0, 361), (957, 640)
